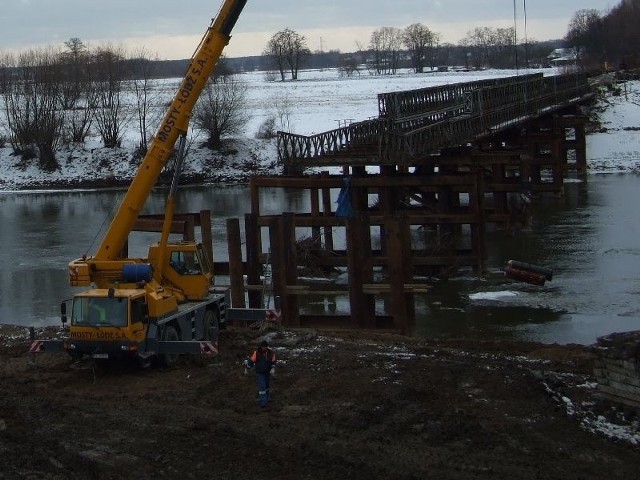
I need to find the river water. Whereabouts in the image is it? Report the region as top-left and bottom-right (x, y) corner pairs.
(1, 173), (639, 345)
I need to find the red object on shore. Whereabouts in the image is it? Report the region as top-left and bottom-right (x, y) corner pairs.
(504, 266), (547, 286)
(507, 260), (553, 281)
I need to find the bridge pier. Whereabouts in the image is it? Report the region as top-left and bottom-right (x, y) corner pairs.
(556, 116), (589, 175)
(221, 175), (483, 333)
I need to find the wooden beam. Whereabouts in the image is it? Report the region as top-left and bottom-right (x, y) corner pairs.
(227, 218), (245, 309)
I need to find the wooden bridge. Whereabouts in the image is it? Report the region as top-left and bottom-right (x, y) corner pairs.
(225, 72), (598, 334)
(277, 72), (594, 167)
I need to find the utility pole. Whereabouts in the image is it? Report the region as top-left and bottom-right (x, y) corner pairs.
(513, 0), (519, 73)
(319, 37), (326, 71)
(523, 0), (529, 69)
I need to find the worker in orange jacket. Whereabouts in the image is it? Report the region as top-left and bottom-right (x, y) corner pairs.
(244, 340), (277, 407)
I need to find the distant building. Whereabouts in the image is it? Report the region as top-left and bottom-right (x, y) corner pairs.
(547, 48), (577, 67)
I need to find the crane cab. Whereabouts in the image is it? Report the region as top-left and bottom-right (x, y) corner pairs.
(62, 289), (149, 359)
(147, 241), (213, 301)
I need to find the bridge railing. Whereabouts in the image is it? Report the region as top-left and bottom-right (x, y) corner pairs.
(377, 73), (543, 123)
(278, 72), (593, 164)
(380, 73), (593, 162)
(277, 118), (384, 162)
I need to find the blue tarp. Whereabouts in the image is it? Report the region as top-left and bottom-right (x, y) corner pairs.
(335, 177), (354, 218)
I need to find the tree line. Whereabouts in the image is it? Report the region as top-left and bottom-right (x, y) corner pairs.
(260, 1), (639, 78)
(565, 0), (640, 69)
(0, 39), (251, 173)
(260, 24), (560, 79)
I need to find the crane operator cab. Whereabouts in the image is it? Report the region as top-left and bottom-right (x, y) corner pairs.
(169, 250), (203, 275)
(148, 242), (213, 301)
(66, 289), (145, 329)
(75, 295), (128, 327)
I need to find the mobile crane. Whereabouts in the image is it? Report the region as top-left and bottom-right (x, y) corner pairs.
(31, 0), (252, 366)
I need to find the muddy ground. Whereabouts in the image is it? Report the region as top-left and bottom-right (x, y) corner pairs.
(0, 324), (638, 480)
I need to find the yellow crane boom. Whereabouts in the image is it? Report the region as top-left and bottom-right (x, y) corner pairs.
(95, 0), (247, 262)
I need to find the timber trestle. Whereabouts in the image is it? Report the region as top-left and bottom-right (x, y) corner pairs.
(228, 73), (596, 334)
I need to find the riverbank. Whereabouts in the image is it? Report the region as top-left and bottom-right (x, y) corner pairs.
(3, 71), (637, 194)
(0, 137), (281, 192)
(1, 324), (638, 479)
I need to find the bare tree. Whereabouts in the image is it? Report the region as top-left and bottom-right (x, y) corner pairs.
(284, 30), (310, 80)
(59, 38), (95, 143)
(262, 70), (279, 82)
(0, 52), (14, 99)
(460, 27), (490, 69)
(271, 91), (294, 133)
(565, 9), (605, 66)
(59, 37), (88, 110)
(263, 32), (288, 81)
(491, 28), (517, 68)
(368, 27), (403, 75)
(2, 48), (65, 171)
(602, 0), (640, 68)
(91, 45), (129, 148)
(255, 116), (277, 139)
(563, 1), (640, 70)
(460, 27), (516, 69)
(65, 83), (96, 144)
(338, 56), (360, 77)
(263, 28), (310, 81)
(403, 23), (439, 73)
(435, 42), (455, 67)
(129, 47), (161, 156)
(193, 74), (249, 149)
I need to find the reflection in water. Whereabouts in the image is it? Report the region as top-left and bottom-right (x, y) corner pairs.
(2, 175), (640, 345)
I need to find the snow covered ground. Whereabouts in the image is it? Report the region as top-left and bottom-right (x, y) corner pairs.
(587, 81), (640, 172)
(5, 67), (635, 192)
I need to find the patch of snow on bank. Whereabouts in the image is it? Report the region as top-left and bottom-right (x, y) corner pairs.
(543, 374), (640, 446)
(588, 80), (640, 173)
(468, 291), (519, 301)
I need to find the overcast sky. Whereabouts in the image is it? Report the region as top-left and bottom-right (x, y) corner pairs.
(1, 0), (612, 60)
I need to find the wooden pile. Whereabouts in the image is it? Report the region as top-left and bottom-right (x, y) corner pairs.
(594, 331), (640, 411)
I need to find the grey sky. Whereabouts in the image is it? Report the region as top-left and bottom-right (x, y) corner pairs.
(2, 0), (612, 59)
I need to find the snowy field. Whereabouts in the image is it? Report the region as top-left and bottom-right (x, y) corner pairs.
(239, 67), (544, 136)
(6, 66), (632, 191)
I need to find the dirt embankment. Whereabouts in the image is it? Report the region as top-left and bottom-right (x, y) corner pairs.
(1, 325), (639, 480)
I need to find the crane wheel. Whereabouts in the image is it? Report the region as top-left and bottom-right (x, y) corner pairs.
(159, 325), (180, 368)
(203, 308), (220, 342)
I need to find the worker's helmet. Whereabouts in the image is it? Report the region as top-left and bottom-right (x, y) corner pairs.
(260, 340), (268, 347)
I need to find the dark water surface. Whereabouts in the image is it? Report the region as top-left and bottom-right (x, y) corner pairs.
(414, 174), (640, 344)
(1, 174), (638, 345)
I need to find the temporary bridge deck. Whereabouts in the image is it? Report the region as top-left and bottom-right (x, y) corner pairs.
(277, 72), (594, 167)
